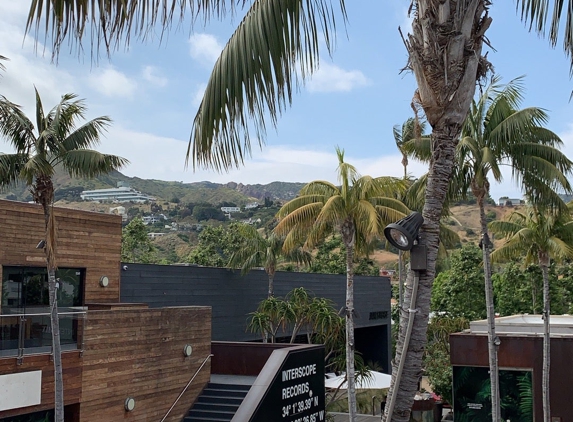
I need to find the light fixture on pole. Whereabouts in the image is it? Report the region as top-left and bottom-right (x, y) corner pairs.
(384, 212), (424, 251)
(382, 211), (426, 420)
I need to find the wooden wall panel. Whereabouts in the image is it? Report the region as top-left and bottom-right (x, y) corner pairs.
(80, 306), (212, 422)
(0, 352), (83, 420)
(0, 199), (122, 304)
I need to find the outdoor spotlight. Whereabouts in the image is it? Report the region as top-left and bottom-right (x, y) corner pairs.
(384, 212), (424, 251)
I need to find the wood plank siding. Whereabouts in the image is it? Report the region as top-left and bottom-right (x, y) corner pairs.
(0, 199), (122, 304)
(80, 306), (211, 422)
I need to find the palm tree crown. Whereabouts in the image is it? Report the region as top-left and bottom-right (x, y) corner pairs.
(228, 224), (311, 297)
(275, 148), (409, 252)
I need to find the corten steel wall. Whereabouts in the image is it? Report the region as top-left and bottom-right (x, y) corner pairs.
(120, 263), (392, 371)
(0, 199), (122, 304)
(450, 333), (573, 421)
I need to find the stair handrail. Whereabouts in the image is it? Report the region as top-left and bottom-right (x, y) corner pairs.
(159, 353), (214, 422)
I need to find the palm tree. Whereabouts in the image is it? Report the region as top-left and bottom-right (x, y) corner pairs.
(26, 2), (573, 420)
(490, 207), (573, 422)
(0, 89), (127, 422)
(457, 76), (573, 420)
(274, 148), (409, 421)
(393, 117), (430, 180)
(228, 224), (312, 297)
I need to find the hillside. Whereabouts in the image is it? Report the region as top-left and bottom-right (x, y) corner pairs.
(0, 169), (306, 205)
(0, 168), (522, 267)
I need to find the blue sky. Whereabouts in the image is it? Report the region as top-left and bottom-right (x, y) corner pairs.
(1, 1), (573, 201)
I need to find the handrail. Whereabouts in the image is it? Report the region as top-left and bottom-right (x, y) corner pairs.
(0, 310), (86, 317)
(159, 353), (213, 422)
(1, 310), (87, 363)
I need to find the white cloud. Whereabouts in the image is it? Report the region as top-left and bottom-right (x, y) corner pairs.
(188, 33), (223, 67)
(80, 126), (431, 187)
(0, 4), (76, 115)
(141, 65), (168, 87)
(307, 62), (370, 93)
(88, 67), (137, 98)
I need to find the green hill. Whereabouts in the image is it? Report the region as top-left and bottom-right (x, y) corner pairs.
(0, 169), (306, 205)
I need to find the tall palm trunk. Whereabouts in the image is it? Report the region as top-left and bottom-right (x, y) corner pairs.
(33, 176), (64, 422)
(385, 126), (458, 421)
(475, 186), (501, 421)
(384, 2), (490, 420)
(539, 252), (551, 422)
(341, 219), (357, 421)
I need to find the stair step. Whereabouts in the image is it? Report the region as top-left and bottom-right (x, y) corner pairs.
(207, 382), (251, 392)
(193, 402), (239, 412)
(187, 408), (236, 419)
(202, 388), (248, 398)
(184, 382), (250, 422)
(184, 416), (233, 422)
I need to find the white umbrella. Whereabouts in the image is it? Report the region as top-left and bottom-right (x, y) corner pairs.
(324, 371), (392, 390)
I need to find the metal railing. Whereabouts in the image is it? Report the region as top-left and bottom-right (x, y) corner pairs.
(159, 353), (214, 422)
(0, 308), (87, 363)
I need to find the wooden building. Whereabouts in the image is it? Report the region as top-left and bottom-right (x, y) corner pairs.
(0, 200), (211, 421)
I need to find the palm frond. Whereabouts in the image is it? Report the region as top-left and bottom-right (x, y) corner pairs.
(0, 153), (27, 189)
(27, 1), (239, 59)
(189, 0), (346, 171)
(516, 0), (573, 75)
(0, 96), (36, 151)
(61, 150), (128, 178)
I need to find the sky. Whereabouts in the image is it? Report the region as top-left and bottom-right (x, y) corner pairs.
(1, 1), (573, 201)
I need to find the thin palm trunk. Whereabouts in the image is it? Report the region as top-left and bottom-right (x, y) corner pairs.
(36, 176), (64, 422)
(342, 221), (357, 421)
(540, 254), (551, 422)
(47, 266), (63, 422)
(477, 192), (500, 422)
(268, 272), (274, 298)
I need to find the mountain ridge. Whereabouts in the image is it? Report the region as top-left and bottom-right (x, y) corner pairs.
(0, 168), (307, 205)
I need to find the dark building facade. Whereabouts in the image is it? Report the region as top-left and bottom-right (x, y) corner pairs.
(120, 263), (392, 372)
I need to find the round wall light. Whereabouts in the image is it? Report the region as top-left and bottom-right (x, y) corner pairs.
(183, 344), (193, 357)
(99, 276), (109, 287)
(124, 397), (136, 412)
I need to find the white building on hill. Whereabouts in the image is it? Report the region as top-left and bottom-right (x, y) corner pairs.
(81, 183), (155, 203)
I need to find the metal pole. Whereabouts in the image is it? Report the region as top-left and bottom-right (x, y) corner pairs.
(398, 250), (403, 308)
(385, 270), (420, 420)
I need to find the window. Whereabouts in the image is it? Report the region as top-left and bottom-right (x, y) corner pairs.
(2, 267), (84, 312)
(1, 267), (85, 353)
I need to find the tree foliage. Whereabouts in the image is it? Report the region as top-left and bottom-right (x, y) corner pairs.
(307, 237), (380, 276)
(431, 244), (486, 320)
(121, 217), (156, 263)
(186, 223), (244, 267)
(423, 316), (470, 404)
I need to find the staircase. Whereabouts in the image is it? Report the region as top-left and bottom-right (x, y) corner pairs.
(184, 382), (251, 422)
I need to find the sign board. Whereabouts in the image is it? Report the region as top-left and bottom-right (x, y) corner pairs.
(0, 370), (42, 411)
(251, 346), (325, 422)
